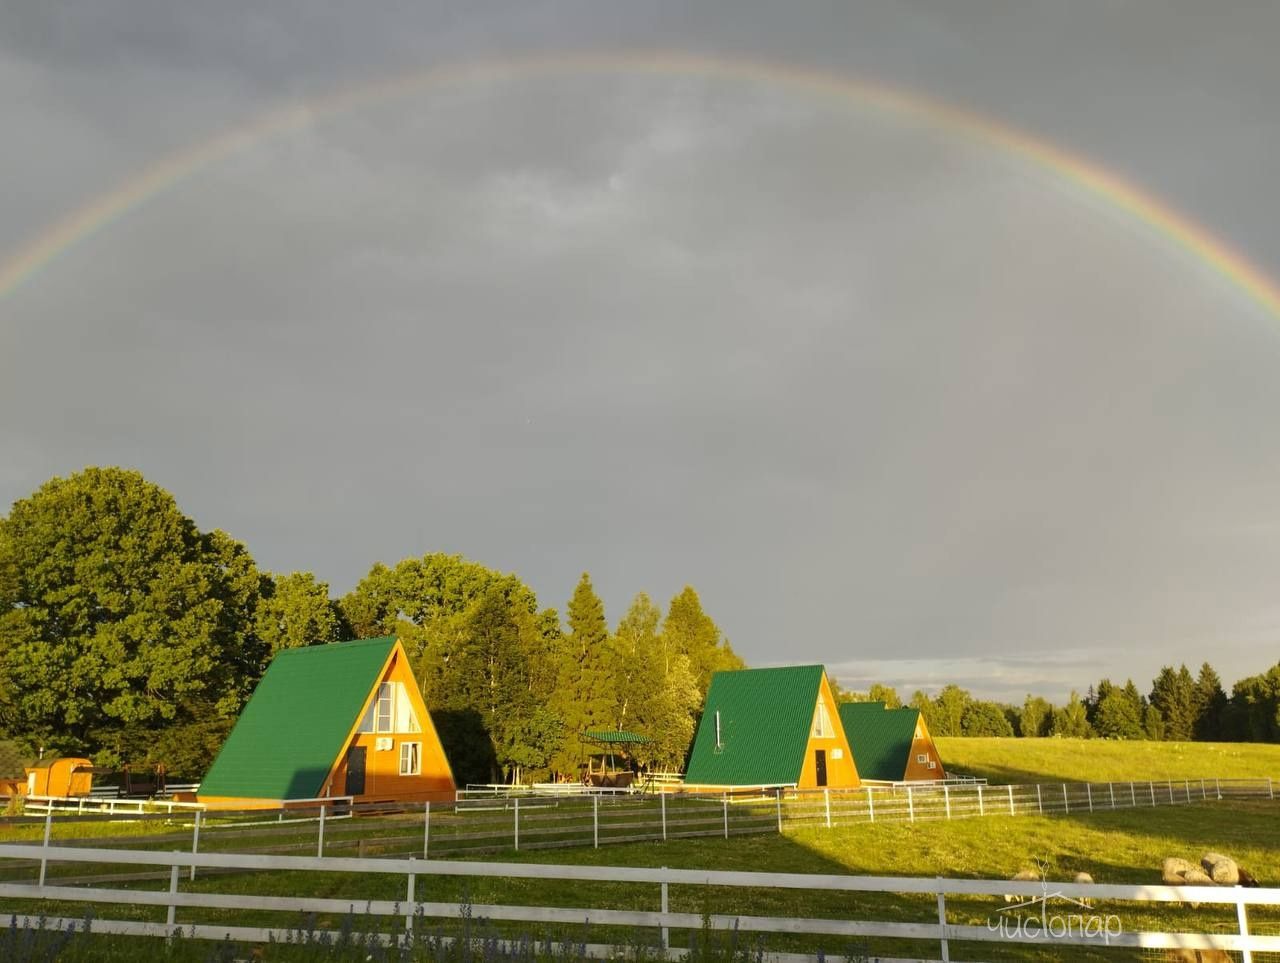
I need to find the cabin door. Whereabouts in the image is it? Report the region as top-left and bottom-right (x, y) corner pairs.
(345, 746), (367, 796)
(814, 749), (828, 787)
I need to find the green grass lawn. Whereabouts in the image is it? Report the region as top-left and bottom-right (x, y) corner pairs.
(936, 736), (1280, 784)
(5, 799), (1277, 961)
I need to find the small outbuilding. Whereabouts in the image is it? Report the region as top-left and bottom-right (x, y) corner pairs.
(199, 636), (455, 809)
(684, 665), (860, 790)
(837, 701), (945, 782)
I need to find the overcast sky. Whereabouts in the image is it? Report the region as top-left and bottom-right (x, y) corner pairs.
(3, 1), (1280, 701)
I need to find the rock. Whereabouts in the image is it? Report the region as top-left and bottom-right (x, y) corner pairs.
(1162, 857), (1194, 884)
(1200, 852), (1229, 873)
(1207, 857), (1238, 886)
(1182, 868), (1213, 886)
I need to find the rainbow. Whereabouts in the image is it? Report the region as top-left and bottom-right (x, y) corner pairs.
(3, 49), (1279, 318)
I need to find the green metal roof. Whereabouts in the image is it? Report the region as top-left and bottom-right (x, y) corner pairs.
(684, 665), (826, 786)
(837, 702), (921, 781)
(581, 730), (652, 744)
(200, 637), (396, 800)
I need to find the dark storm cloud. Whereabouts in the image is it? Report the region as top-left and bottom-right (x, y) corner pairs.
(3, 1), (1280, 700)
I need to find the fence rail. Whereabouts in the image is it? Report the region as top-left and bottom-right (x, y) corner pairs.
(0, 842), (1278, 961)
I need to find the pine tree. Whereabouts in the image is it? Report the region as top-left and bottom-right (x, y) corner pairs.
(1150, 665), (1197, 741)
(660, 586), (743, 692)
(1192, 662), (1228, 741)
(547, 573), (614, 775)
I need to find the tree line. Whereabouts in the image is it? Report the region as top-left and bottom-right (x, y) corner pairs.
(0, 468), (741, 782)
(836, 660), (1280, 743)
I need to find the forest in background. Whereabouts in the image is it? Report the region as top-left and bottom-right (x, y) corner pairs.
(1, 467), (1278, 784)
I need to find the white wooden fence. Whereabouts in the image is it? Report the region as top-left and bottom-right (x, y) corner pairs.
(2, 777), (1275, 880)
(0, 842), (1277, 961)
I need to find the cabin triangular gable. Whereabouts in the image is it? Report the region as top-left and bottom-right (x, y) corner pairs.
(685, 665), (843, 786)
(838, 702), (941, 781)
(902, 710), (945, 780)
(199, 637), (398, 801)
(321, 639), (455, 800)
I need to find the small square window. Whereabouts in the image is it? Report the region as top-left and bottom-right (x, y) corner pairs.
(399, 742), (421, 776)
(917, 753), (927, 764)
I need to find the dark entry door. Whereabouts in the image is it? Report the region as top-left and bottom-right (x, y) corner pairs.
(345, 747), (367, 796)
(814, 749), (828, 787)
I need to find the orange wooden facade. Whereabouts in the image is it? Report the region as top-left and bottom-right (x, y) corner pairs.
(901, 714), (945, 781)
(796, 673), (860, 789)
(322, 645), (455, 803)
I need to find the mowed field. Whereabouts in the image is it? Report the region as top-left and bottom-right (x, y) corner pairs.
(937, 736), (1280, 784)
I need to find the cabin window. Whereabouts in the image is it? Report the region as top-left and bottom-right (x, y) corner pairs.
(375, 683), (394, 732)
(358, 681), (422, 734)
(399, 742), (421, 776)
(395, 684), (421, 733)
(812, 702), (832, 738)
(917, 753), (927, 764)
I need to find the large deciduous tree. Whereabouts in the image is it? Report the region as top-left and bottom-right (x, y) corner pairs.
(0, 468), (264, 765)
(255, 571), (348, 655)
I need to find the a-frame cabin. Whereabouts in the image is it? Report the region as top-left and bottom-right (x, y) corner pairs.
(683, 665), (860, 790)
(199, 636), (455, 809)
(837, 701), (945, 782)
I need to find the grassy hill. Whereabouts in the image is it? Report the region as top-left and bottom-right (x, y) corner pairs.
(936, 736), (1280, 783)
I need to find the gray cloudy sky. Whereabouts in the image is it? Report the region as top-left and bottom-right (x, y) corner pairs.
(3, 1), (1280, 701)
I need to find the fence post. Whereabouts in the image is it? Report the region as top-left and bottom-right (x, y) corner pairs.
(593, 795), (599, 849)
(936, 881), (950, 962)
(1168, 781), (1175, 805)
(1130, 781), (1137, 806)
(513, 798), (519, 851)
(943, 785), (951, 820)
(1200, 778), (1207, 801)
(1185, 779), (1191, 804)
(1215, 777), (1221, 800)
(977, 784), (984, 817)
(317, 804), (325, 857)
(824, 789), (831, 829)
(1109, 782), (1116, 810)
(1086, 784), (1093, 813)
(662, 792), (669, 841)
(907, 786), (915, 823)
(866, 787), (875, 823)
(1036, 784), (1043, 815)
(406, 857), (416, 938)
(660, 868), (670, 952)
(724, 793), (730, 838)
(190, 809), (202, 882)
(1062, 784), (1069, 815)
(1269, 778), (1274, 801)
(1007, 784), (1015, 815)
(1237, 890), (1253, 963)
(775, 788), (782, 834)
(167, 857), (179, 929)
(38, 809), (52, 887)
(423, 801), (430, 860)
(1149, 781), (1156, 807)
